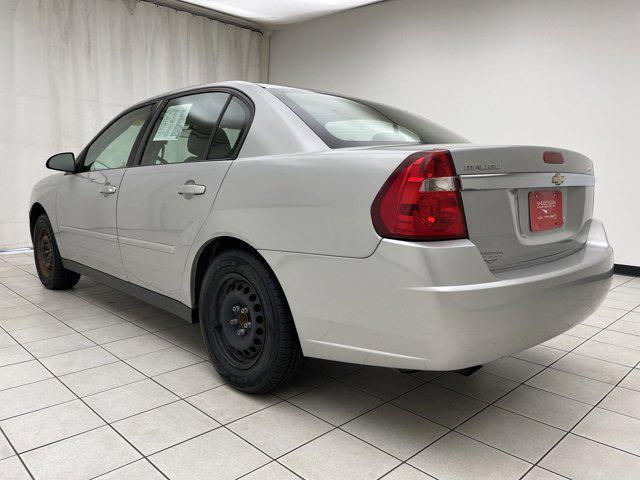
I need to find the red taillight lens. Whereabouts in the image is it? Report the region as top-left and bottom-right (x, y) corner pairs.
(371, 150), (468, 240)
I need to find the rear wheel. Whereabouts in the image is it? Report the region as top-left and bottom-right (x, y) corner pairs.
(199, 249), (303, 393)
(33, 214), (80, 289)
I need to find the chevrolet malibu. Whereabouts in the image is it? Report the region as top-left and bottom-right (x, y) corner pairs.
(29, 81), (613, 393)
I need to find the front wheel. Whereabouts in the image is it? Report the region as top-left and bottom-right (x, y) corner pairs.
(33, 214), (80, 289)
(199, 249), (303, 393)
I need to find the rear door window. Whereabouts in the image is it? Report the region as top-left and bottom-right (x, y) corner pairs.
(140, 92), (229, 166)
(208, 96), (251, 160)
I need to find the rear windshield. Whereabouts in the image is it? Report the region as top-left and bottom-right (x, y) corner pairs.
(268, 87), (468, 148)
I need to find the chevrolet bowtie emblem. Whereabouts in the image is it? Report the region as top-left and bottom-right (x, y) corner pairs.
(551, 172), (565, 186)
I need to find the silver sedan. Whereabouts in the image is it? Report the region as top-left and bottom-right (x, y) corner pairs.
(29, 81), (613, 392)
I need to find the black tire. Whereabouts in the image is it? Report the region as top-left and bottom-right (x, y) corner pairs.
(33, 214), (80, 289)
(199, 248), (303, 393)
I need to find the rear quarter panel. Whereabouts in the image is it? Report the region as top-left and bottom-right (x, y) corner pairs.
(179, 149), (409, 304)
(209, 150), (408, 256)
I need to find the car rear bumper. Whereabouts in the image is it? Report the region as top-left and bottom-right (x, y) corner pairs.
(261, 219), (613, 371)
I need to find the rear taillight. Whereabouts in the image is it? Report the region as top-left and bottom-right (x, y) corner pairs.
(371, 150), (467, 240)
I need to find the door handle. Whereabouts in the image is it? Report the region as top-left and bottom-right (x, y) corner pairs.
(177, 184), (206, 196)
(99, 184), (117, 195)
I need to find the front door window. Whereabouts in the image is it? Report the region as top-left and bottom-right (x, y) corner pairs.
(83, 105), (153, 171)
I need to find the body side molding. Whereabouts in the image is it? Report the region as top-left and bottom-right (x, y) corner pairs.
(62, 258), (195, 322)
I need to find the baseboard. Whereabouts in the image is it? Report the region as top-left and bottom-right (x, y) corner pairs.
(0, 247), (33, 255)
(614, 264), (640, 276)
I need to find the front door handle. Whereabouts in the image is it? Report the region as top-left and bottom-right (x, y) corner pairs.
(99, 184), (117, 195)
(177, 184), (206, 196)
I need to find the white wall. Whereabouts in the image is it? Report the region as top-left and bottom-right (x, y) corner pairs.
(0, 0), (263, 249)
(270, 0), (640, 266)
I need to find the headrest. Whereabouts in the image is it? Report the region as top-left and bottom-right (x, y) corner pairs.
(187, 127), (209, 160)
(208, 128), (232, 159)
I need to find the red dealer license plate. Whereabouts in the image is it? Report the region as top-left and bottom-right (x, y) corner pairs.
(529, 190), (563, 232)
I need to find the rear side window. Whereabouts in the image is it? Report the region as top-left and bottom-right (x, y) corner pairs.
(83, 105), (153, 171)
(140, 92), (229, 166)
(268, 88), (467, 148)
(208, 97), (251, 160)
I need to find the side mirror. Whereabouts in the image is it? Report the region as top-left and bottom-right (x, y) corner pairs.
(46, 152), (76, 173)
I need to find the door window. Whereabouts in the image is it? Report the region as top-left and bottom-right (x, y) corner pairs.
(208, 96), (251, 160)
(83, 105), (153, 171)
(140, 92), (229, 166)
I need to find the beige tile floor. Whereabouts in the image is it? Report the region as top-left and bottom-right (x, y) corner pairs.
(0, 251), (639, 480)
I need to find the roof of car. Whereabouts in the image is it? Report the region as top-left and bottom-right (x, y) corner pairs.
(130, 80), (297, 108)
(132, 80), (240, 105)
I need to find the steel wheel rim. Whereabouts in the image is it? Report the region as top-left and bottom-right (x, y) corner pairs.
(211, 273), (266, 369)
(36, 229), (53, 277)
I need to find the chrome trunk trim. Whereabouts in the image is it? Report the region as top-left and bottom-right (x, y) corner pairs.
(459, 172), (595, 191)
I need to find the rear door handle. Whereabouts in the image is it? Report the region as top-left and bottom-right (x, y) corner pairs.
(99, 184), (117, 195)
(177, 184), (206, 196)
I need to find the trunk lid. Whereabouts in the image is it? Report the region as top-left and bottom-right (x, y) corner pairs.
(450, 145), (595, 270)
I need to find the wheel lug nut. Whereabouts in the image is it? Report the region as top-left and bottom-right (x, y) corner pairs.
(242, 322), (251, 329)
(240, 307), (249, 314)
(232, 306), (240, 313)
(237, 329), (245, 336)
(230, 319), (238, 326)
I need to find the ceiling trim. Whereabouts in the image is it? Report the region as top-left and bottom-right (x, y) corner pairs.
(141, 0), (263, 32)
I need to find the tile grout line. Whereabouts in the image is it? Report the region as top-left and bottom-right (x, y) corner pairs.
(0, 277), (173, 480)
(514, 314), (640, 478)
(521, 355), (640, 478)
(0, 340), (172, 479)
(16, 263), (381, 478)
(7, 331), (628, 479)
(1, 259), (639, 479)
(260, 364), (557, 477)
(394, 328), (599, 479)
(0, 326), (158, 478)
(178, 367), (442, 478)
(0, 325), (609, 475)
(45, 283), (294, 477)
(512, 325), (623, 479)
(1, 258), (295, 477)
(17, 424), (107, 456)
(271, 380), (437, 478)
(0, 425), (36, 480)
(86, 458), (159, 480)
